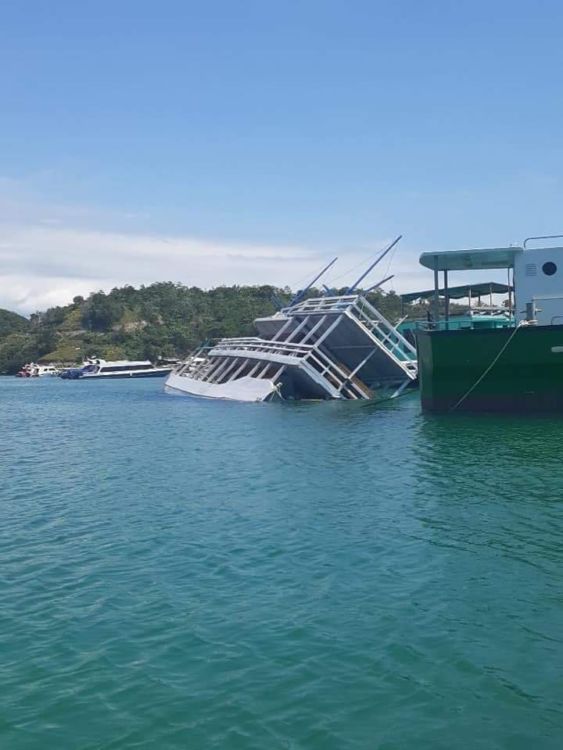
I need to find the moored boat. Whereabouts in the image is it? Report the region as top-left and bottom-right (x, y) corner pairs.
(415, 235), (563, 413)
(16, 363), (60, 377)
(60, 358), (172, 379)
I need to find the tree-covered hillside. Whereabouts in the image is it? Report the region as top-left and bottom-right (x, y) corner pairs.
(0, 309), (30, 338)
(0, 281), (433, 374)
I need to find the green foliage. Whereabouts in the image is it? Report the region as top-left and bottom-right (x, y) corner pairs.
(0, 333), (37, 373)
(0, 310), (30, 339)
(0, 281), (441, 375)
(0, 283), (289, 373)
(81, 291), (125, 331)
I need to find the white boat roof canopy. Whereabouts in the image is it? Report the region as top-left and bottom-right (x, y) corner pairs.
(418, 246), (522, 330)
(419, 247), (523, 271)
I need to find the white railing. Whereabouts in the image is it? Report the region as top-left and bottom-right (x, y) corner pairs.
(350, 296), (417, 365)
(174, 292), (417, 398)
(283, 294), (417, 373)
(282, 295), (357, 315)
(209, 336), (370, 399)
(212, 337), (314, 358)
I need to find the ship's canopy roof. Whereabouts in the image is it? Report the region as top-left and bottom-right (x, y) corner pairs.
(419, 247), (522, 271)
(401, 281), (512, 303)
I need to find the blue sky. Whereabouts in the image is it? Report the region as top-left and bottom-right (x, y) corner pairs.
(1, 0), (563, 311)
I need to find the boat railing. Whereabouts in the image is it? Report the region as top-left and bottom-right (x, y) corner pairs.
(175, 344), (217, 378)
(282, 295), (357, 315)
(210, 337), (370, 399)
(212, 337), (315, 358)
(468, 306), (511, 318)
(348, 296), (417, 363)
(405, 313), (514, 332)
(282, 293), (416, 367)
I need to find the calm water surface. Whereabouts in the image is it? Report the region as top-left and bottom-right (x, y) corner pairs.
(1, 377), (562, 749)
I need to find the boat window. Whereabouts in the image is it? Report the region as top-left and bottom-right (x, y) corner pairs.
(542, 261), (557, 276)
(99, 364), (150, 372)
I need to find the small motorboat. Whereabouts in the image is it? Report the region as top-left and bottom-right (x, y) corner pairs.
(16, 363), (60, 377)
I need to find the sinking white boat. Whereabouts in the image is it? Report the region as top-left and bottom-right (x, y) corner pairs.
(165, 241), (418, 403)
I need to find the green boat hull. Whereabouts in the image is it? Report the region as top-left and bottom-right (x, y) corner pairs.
(416, 325), (563, 413)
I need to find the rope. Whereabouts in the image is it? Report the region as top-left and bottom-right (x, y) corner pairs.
(448, 322), (525, 413)
(272, 381), (285, 401)
(382, 239), (399, 282)
(323, 257), (370, 288)
(325, 243), (394, 287)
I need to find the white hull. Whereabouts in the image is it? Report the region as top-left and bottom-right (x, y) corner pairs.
(165, 372), (277, 402)
(79, 368), (171, 379)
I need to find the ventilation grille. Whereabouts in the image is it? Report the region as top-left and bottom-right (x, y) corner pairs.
(525, 263), (537, 276)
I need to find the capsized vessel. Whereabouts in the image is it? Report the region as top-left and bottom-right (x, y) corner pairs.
(166, 241), (418, 402)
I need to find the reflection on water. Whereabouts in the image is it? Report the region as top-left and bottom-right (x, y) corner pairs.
(1, 379), (562, 749)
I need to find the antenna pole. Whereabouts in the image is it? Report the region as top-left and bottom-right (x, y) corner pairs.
(346, 235), (402, 293)
(364, 274), (394, 293)
(290, 257), (338, 305)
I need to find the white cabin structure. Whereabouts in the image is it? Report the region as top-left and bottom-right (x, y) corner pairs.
(166, 292), (417, 402)
(419, 235), (563, 328)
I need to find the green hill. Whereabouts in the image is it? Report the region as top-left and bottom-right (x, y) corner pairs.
(0, 309), (30, 339)
(0, 281), (431, 375)
(0, 283), (292, 374)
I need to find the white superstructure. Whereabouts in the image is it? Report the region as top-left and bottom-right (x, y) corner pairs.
(419, 235), (563, 328)
(35, 364), (60, 376)
(16, 363), (60, 377)
(513, 241), (563, 326)
(166, 240), (420, 403)
(62, 358), (172, 379)
(166, 294), (417, 402)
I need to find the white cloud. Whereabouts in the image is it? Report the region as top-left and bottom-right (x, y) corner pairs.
(0, 223), (331, 313)
(0, 180), (436, 314)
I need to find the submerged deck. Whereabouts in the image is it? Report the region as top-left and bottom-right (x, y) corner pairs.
(167, 291), (417, 402)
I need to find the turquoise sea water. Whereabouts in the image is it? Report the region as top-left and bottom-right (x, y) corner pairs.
(1, 377), (563, 750)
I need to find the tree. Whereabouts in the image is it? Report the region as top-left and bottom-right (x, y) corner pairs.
(81, 292), (125, 331)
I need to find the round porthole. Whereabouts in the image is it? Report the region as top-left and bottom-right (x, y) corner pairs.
(542, 261), (557, 276)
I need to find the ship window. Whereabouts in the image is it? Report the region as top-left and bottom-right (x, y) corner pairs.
(542, 261), (557, 276)
(100, 364), (149, 372)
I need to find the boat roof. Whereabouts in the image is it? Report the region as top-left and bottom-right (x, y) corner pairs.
(419, 246), (522, 271)
(87, 359), (152, 366)
(401, 281), (513, 303)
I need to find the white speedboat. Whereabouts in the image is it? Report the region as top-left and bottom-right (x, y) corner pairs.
(60, 358), (173, 379)
(16, 363), (60, 377)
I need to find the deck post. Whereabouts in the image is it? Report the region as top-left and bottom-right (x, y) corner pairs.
(444, 269), (450, 330)
(433, 256), (440, 328)
(206, 357), (231, 383)
(310, 314), (343, 347)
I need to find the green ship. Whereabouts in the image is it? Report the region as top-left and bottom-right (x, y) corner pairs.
(413, 236), (563, 413)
